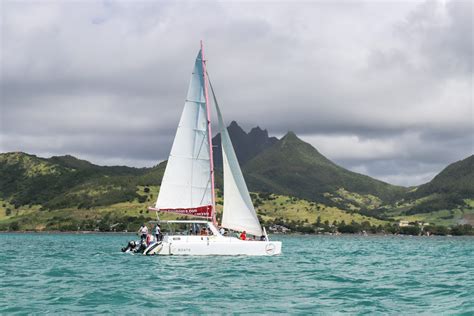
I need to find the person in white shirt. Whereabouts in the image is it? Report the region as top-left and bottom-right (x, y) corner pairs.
(219, 227), (225, 236)
(138, 224), (148, 243)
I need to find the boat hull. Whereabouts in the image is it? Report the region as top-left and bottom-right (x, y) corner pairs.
(150, 235), (282, 256)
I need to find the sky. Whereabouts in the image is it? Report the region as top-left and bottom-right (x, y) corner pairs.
(1, 0), (472, 186)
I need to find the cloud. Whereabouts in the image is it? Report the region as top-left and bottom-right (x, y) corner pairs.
(1, 0), (472, 186)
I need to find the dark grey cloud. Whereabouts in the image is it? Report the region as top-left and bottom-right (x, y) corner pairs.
(0, 0), (472, 186)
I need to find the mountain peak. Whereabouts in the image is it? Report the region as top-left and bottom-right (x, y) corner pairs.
(283, 131), (298, 139)
(49, 155), (95, 170)
(249, 126), (264, 133)
(213, 121), (278, 168)
(280, 131), (305, 146)
(226, 121), (246, 136)
(229, 120), (239, 127)
(228, 120), (243, 131)
(249, 126), (271, 138)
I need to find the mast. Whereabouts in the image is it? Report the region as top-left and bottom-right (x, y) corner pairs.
(200, 40), (216, 225)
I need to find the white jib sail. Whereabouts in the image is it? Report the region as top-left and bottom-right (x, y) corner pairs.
(155, 50), (212, 210)
(214, 95), (263, 236)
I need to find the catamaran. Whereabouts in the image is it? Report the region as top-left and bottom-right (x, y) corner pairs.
(137, 42), (282, 256)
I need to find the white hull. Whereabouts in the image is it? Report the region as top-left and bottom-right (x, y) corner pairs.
(148, 235), (282, 256)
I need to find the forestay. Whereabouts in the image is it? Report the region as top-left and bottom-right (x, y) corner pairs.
(155, 50), (212, 216)
(211, 83), (263, 237)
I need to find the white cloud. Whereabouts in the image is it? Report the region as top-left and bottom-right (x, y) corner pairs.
(300, 134), (399, 161)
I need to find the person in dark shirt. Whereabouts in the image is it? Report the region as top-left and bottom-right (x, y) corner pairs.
(154, 224), (163, 241)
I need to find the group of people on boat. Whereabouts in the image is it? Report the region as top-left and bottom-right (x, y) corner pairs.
(122, 223), (267, 253)
(240, 231), (267, 241)
(138, 224), (264, 241)
(121, 223), (164, 254)
(138, 223), (163, 244)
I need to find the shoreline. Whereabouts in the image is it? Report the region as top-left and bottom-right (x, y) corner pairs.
(0, 230), (135, 235)
(0, 230), (472, 237)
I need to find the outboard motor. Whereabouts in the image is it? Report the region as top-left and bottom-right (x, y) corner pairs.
(121, 240), (137, 253)
(134, 240), (147, 254)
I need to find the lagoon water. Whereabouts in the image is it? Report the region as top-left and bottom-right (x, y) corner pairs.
(0, 233), (473, 314)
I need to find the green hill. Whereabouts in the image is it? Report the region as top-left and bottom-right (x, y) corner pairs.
(369, 155), (474, 226)
(243, 132), (406, 204)
(394, 155), (474, 216)
(0, 152), (163, 210)
(413, 155), (474, 198)
(0, 150), (392, 232)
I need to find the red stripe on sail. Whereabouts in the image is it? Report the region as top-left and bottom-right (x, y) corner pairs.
(148, 205), (212, 218)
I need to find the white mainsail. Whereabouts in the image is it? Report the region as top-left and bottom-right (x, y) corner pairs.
(212, 87), (263, 237)
(155, 50), (212, 213)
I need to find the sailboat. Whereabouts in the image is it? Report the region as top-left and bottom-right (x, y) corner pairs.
(145, 42), (282, 256)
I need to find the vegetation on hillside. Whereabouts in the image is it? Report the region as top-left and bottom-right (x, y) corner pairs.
(399, 156), (474, 215)
(0, 152), (165, 210)
(0, 126), (472, 233)
(1, 189), (472, 235)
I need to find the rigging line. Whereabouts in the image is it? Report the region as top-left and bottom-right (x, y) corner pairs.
(207, 73), (228, 137)
(196, 127), (207, 160)
(190, 93), (202, 205)
(206, 73), (218, 103)
(200, 178), (211, 206)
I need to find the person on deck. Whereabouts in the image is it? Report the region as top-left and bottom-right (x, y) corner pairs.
(146, 233), (153, 246)
(240, 231), (247, 240)
(138, 224), (148, 244)
(155, 224), (163, 241)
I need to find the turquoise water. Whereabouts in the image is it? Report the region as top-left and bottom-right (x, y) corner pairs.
(0, 234), (473, 314)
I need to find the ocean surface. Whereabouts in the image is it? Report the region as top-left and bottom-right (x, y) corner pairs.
(0, 233), (473, 314)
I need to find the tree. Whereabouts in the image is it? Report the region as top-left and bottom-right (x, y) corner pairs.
(315, 216), (321, 227)
(451, 224), (473, 236)
(399, 226), (420, 235)
(9, 222), (19, 231)
(425, 225), (449, 236)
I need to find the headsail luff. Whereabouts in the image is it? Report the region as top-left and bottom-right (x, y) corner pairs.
(151, 49), (213, 218)
(209, 78), (263, 236)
